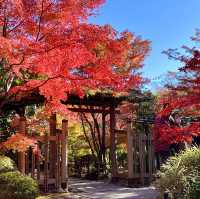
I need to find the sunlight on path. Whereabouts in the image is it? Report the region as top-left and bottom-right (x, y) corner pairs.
(69, 178), (158, 199)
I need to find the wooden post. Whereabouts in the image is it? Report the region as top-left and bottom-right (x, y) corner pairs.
(25, 152), (29, 175)
(55, 132), (61, 191)
(49, 114), (57, 178)
(148, 133), (153, 182)
(44, 135), (49, 192)
(152, 136), (156, 173)
(139, 134), (145, 186)
(110, 106), (118, 181)
(31, 153), (36, 179)
(102, 112), (106, 171)
(61, 120), (68, 191)
(132, 133), (137, 179)
(18, 117), (26, 174)
(36, 154), (40, 181)
(127, 121), (134, 185)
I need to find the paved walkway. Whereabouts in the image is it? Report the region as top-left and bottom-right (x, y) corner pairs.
(69, 178), (158, 199)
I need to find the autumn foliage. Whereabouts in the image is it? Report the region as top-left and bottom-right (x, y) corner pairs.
(0, 0), (150, 114)
(1, 133), (38, 152)
(154, 31), (200, 151)
(0, 0), (151, 152)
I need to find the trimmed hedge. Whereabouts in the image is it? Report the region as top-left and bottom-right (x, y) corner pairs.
(0, 155), (15, 173)
(0, 155), (39, 199)
(0, 171), (39, 199)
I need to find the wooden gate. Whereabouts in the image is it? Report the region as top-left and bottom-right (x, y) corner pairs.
(127, 123), (155, 186)
(17, 115), (68, 192)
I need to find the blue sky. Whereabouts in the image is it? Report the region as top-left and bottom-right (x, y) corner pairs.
(89, 0), (200, 88)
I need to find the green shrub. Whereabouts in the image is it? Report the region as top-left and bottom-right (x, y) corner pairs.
(155, 146), (200, 199)
(189, 178), (200, 199)
(0, 155), (15, 173)
(0, 171), (39, 199)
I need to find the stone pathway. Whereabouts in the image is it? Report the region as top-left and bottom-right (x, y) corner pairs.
(68, 178), (158, 199)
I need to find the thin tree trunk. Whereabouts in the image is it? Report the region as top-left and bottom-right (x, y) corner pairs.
(79, 113), (95, 157)
(82, 113), (100, 155)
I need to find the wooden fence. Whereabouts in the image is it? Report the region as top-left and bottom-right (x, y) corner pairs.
(126, 122), (155, 186)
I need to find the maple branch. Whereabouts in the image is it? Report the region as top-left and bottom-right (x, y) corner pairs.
(10, 56), (25, 67)
(8, 20), (23, 33)
(3, 56), (25, 93)
(2, 17), (7, 37)
(18, 75), (63, 95)
(4, 72), (90, 106)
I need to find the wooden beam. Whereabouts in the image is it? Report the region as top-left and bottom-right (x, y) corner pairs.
(115, 129), (126, 134)
(68, 107), (120, 114)
(34, 135), (56, 142)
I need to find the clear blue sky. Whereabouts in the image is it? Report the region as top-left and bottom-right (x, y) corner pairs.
(89, 0), (200, 88)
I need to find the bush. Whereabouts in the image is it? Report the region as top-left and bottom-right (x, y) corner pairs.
(155, 146), (200, 199)
(0, 171), (39, 199)
(0, 155), (15, 173)
(189, 179), (200, 199)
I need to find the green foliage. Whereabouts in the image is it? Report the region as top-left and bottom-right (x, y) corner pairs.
(116, 145), (127, 167)
(68, 122), (91, 160)
(189, 179), (200, 199)
(0, 155), (15, 173)
(155, 146), (200, 199)
(0, 156), (39, 199)
(25, 105), (37, 117)
(0, 116), (13, 142)
(0, 171), (39, 199)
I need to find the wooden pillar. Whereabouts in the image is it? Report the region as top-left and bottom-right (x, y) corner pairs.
(25, 152), (29, 175)
(44, 135), (49, 192)
(31, 153), (36, 179)
(139, 134), (145, 186)
(61, 120), (68, 191)
(102, 112), (106, 168)
(49, 114), (57, 178)
(55, 132), (61, 191)
(110, 106), (118, 181)
(148, 133), (153, 182)
(36, 154), (40, 181)
(18, 117), (26, 174)
(127, 121), (134, 185)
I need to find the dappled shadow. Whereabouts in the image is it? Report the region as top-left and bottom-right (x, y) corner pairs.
(69, 178), (157, 199)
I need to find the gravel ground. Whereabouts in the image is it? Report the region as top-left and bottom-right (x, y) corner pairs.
(68, 178), (158, 199)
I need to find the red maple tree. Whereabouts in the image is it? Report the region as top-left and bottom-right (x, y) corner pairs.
(0, 0), (150, 113)
(0, 0), (150, 152)
(154, 31), (200, 151)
